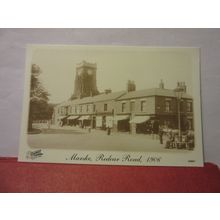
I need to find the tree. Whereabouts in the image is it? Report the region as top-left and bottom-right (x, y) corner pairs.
(28, 64), (50, 131)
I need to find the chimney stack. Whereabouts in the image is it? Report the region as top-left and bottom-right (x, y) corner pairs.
(127, 80), (136, 92)
(176, 81), (187, 93)
(159, 79), (164, 89)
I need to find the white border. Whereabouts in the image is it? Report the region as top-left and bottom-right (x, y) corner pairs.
(1, 194), (219, 220)
(0, 0), (219, 27)
(18, 45), (204, 167)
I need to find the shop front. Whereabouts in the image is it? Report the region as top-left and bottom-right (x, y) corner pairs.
(129, 115), (150, 134)
(67, 115), (79, 126)
(58, 115), (68, 126)
(114, 115), (130, 132)
(95, 115), (114, 130)
(78, 115), (91, 128)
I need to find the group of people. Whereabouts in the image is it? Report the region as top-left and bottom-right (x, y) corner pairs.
(146, 120), (194, 150)
(165, 130), (195, 150)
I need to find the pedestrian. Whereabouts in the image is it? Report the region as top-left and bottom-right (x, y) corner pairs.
(165, 131), (174, 148)
(107, 126), (111, 135)
(159, 125), (164, 144)
(152, 120), (159, 139)
(47, 120), (51, 129)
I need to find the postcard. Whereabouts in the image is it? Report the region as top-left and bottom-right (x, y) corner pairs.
(18, 45), (203, 167)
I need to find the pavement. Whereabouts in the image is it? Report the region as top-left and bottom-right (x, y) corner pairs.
(28, 125), (188, 153)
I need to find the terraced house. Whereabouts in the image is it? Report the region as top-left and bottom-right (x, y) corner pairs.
(52, 90), (126, 129)
(52, 61), (194, 135)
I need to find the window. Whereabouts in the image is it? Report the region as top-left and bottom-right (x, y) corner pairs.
(80, 105), (82, 113)
(187, 102), (192, 112)
(165, 101), (171, 112)
(122, 103), (126, 112)
(188, 120), (193, 130)
(93, 104), (96, 112)
(86, 105), (89, 112)
(141, 101), (146, 112)
(104, 103), (108, 111)
(130, 101), (135, 112)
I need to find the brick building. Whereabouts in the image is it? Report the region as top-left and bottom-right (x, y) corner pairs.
(53, 90), (126, 129)
(52, 62), (193, 134)
(116, 81), (193, 134)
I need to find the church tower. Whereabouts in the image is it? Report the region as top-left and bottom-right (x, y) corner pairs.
(72, 61), (99, 99)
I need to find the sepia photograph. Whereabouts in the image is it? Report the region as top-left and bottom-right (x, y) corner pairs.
(19, 45), (203, 166)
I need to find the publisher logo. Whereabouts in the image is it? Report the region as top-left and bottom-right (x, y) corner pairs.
(26, 149), (43, 160)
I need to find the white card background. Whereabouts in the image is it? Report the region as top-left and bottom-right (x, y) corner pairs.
(0, 29), (219, 166)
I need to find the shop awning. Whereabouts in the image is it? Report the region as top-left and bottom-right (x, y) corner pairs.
(58, 116), (67, 120)
(114, 115), (129, 121)
(79, 115), (91, 120)
(67, 115), (79, 120)
(130, 116), (150, 124)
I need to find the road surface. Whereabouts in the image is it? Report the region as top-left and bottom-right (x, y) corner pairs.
(27, 126), (189, 153)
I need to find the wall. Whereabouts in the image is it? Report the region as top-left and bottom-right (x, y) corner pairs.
(116, 97), (155, 115)
(69, 103), (94, 115)
(95, 100), (115, 115)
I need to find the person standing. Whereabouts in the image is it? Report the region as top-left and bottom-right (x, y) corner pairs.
(159, 125), (164, 144)
(107, 126), (111, 135)
(152, 120), (159, 139)
(47, 120), (51, 129)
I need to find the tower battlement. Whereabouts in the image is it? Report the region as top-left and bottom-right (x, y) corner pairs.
(76, 60), (97, 69)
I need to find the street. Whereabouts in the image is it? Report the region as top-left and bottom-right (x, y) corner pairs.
(27, 125), (188, 153)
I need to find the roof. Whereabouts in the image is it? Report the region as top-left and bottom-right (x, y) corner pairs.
(55, 88), (192, 108)
(57, 91), (126, 107)
(55, 100), (72, 108)
(118, 88), (192, 100)
(91, 91), (126, 103)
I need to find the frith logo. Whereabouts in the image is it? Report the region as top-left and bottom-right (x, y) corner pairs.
(26, 149), (43, 160)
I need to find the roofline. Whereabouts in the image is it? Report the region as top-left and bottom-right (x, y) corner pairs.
(118, 94), (193, 101)
(68, 91), (126, 105)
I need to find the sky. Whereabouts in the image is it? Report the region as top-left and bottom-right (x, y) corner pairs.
(31, 45), (197, 103)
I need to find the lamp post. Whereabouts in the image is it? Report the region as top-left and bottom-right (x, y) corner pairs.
(174, 87), (184, 141)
